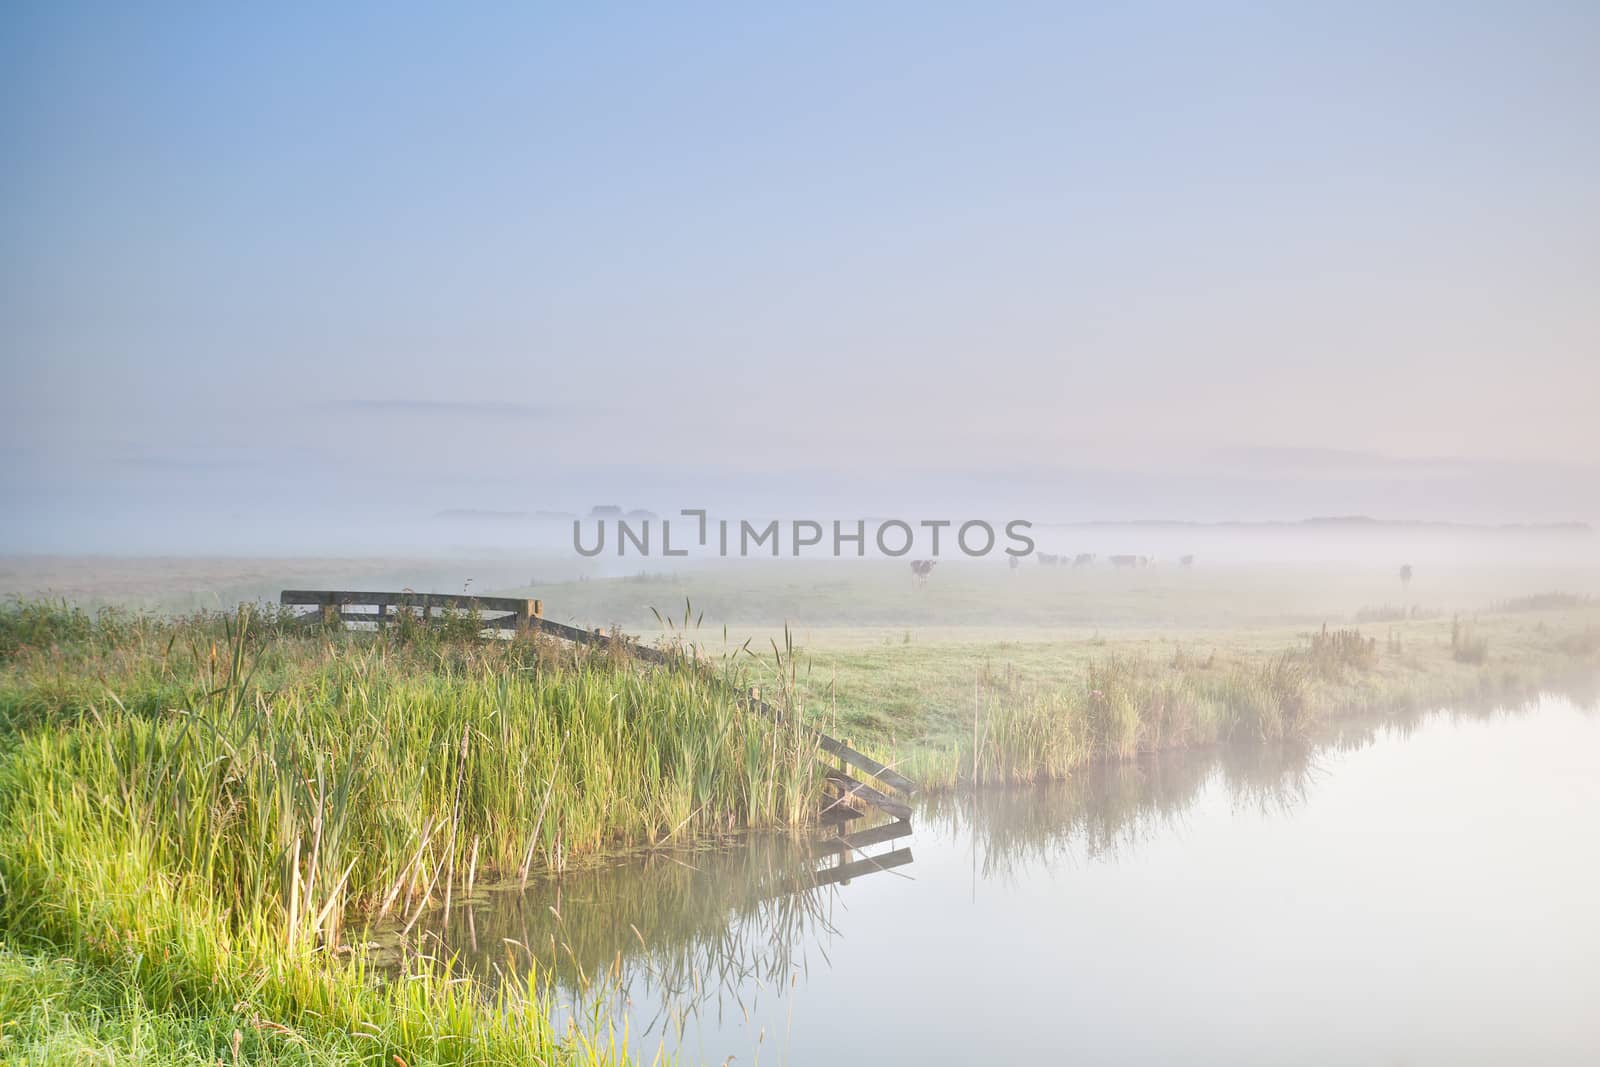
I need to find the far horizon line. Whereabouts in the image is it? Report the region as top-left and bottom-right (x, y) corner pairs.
(433, 509), (1595, 533)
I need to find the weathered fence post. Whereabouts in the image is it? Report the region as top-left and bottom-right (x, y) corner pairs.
(515, 598), (538, 634)
(320, 592), (339, 628)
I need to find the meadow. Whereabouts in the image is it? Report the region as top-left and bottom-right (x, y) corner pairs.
(1, 553), (1598, 1063)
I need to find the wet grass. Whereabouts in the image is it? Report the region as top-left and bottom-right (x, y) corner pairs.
(772, 607), (1600, 790)
(895, 651), (1316, 789)
(0, 604), (825, 1065)
(1302, 624), (1378, 677)
(1451, 616), (1489, 664)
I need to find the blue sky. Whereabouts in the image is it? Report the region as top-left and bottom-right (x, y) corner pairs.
(4, 3), (1598, 550)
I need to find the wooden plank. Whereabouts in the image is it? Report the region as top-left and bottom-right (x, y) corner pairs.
(299, 609), (518, 629)
(807, 847), (914, 889)
(813, 730), (917, 795)
(517, 616), (671, 663)
(469, 613), (525, 631)
(280, 590), (532, 613)
(838, 818), (913, 851)
(772, 846), (913, 895)
(816, 804), (866, 827)
(334, 611), (387, 626)
(819, 787), (862, 819)
(814, 818), (912, 855)
(823, 768), (913, 821)
(521, 616), (592, 641)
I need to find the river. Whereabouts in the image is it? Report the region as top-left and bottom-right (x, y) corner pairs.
(385, 694), (1599, 1065)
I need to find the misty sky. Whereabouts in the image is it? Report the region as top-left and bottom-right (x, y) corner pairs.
(3, 3), (1598, 551)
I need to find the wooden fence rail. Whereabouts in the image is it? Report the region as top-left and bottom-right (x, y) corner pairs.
(789, 847), (914, 893)
(280, 590), (545, 631)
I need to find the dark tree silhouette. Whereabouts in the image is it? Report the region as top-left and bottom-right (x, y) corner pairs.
(1400, 564), (1413, 590)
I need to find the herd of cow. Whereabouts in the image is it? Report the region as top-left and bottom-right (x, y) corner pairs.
(911, 552), (1196, 580)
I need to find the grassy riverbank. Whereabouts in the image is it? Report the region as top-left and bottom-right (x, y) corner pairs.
(764, 606), (1600, 787)
(2, 593), (1597, 1063)
(0, 605), (819, 1065)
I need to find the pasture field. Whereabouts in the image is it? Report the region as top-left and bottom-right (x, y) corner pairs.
(517, 556), (1600, 632)
(8, 547), (1599, 628)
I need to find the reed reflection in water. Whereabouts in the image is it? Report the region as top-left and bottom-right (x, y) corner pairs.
(381, 685), (1598, 1064)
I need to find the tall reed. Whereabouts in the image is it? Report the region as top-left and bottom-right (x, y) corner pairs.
(905, 653), (1311, 789)
(0, 603), (826, 1064)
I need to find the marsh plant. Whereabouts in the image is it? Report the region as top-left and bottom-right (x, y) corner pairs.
(0, 602), (823, 1064)
(1451, 616), (1490, 664)
(1302, 623), (1378, 678)
(907, 652), (1312, 789)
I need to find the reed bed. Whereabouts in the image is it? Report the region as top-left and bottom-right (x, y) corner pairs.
(1302, 623), (1378, 677)
(0, 603), (825, 1064)
(902, 652), (1313, 789)
(1451, 615), (1490, 664)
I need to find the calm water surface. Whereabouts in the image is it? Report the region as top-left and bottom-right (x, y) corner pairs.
(395, 696), (1600, 1065)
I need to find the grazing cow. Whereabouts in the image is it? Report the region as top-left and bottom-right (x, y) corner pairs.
(1072, 553), (1095, 568)
(910, 559), (938, 582)
(1109, 554), (1139, 568)
(1179, 554), (1195, 568)
(1037, 552), (1061, 566)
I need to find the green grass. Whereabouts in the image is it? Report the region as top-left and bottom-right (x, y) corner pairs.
(0, 939), (636, 1066)
(760, 607), (1600, 788)
(3, 576), (1599, 1064)
(0, 606), (828, 1065)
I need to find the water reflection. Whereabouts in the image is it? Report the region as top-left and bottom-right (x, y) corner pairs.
(380, 810), (915, 1038)
(379, 682), (1598, 1057)
(943, 681), (1593, 879)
